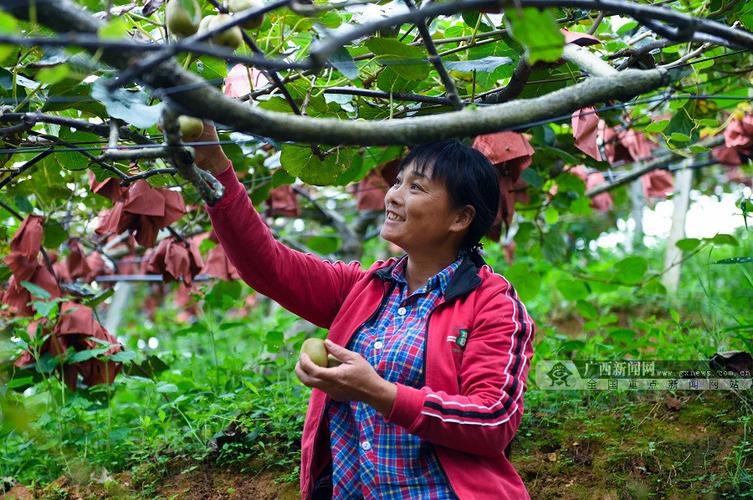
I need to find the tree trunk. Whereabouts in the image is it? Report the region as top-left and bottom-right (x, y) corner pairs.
(662, 167), (693, 293)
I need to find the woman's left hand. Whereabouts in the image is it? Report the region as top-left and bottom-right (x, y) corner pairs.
(295, 339), (397, 415)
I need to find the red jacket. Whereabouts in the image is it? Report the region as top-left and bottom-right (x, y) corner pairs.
(207, 164), (535, 499)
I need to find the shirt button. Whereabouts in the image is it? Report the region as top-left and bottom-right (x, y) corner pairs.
(360, 440), (372, 451)
(397, 307), (407, 316)
(374, 341), (384, 350)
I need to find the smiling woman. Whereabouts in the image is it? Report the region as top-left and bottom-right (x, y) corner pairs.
(196, 124), (536, 500)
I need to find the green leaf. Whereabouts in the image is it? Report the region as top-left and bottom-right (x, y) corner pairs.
(576, 299), (597, 319)
(556, 277), (589, 301)
(280, 145), (356, 186)
(714, 257), (753, 265)
(205, 280), (242, 309)
(669, 132), (690, 142)
(504, 263), (541, 302)
(664, 102), (697, 143)
(544, 207), (559, 224)
(32, 300), (57, 318)
(192, 56), (228, 81)
(156, 382), (179, 393)
(124, 354), (169, 378)
(20, 281), (51, 300)
(36, 353), (59, 373)
(676, 238), (701, 251)
(36, 65), (71, 86)
(0, 11), (18, 63)
(670, 309), (680, 323)
(608, 328), (635, 345)
(98, 17), (130, 39)
(0, 11), (17, 34)
(569, 196), (592, 217)
(6, 377), (34, 390)
(644, 119), (669, 133)
(303, 235), (340, 255)
(69, 347), (109, 363)
(709, 233), (738, 246)
(0, 265), (10, 282)
(318, 10), (342, 28)
(557, 172), (586, 196)
(85, 288), (115, 308)
(271, 168), (297, 188)
(218, 321), (247, 331)
(43, 220), (67, 249)
(376, 67), (419, 93)
(505, 8), (564, 64)
(265, 330), (284, 351)
(91, 80), (163, 128)
(614, 256), (648, 284)
(14, 194), (33, 213)
(108, 350), (137, 363)
(520, 167), (543, 188)
(328, 47), (358, 80)
(365, 38), (430, 81)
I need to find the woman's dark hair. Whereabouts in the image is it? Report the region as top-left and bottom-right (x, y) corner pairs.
(397, 139), (500, 254)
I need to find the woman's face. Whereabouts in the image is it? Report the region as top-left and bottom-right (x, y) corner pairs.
(380, 162), (471, 254)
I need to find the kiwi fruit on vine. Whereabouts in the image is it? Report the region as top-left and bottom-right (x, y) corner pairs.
(209, 14), (243, 50)
(301, 338), (328, 368)
(166, 0), (201, 38)
(197, 14), (215, 36)
(228, 0), (265, 29)
(178, 116), (204, 140)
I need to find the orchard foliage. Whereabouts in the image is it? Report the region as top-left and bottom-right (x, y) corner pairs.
(0, 0), (751, 402)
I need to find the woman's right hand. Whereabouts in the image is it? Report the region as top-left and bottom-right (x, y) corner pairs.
(191, 120), (231, 176)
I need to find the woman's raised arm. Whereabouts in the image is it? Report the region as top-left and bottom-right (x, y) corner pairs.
(195, 122), (366, 328)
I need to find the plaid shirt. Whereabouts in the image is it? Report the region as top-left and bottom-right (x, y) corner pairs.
(326, 254), (462, 499)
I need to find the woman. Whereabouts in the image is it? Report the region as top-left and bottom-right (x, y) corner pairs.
(196, 123), (535, 499)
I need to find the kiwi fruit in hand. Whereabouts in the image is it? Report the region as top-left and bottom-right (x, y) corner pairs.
(166, 0), (201, 38)
(300, 338), (342, 368)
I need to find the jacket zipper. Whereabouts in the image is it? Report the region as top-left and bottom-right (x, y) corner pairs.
(309, 280), (391, 499)
(432, 445), (460, 499)
(419, 298), (444, 387)
(421, 299), (460, 498)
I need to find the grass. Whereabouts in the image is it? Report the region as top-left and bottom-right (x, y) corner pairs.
(2, 229), (751, 497)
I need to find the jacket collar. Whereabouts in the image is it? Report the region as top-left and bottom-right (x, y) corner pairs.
(373, 251), (485, 303)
